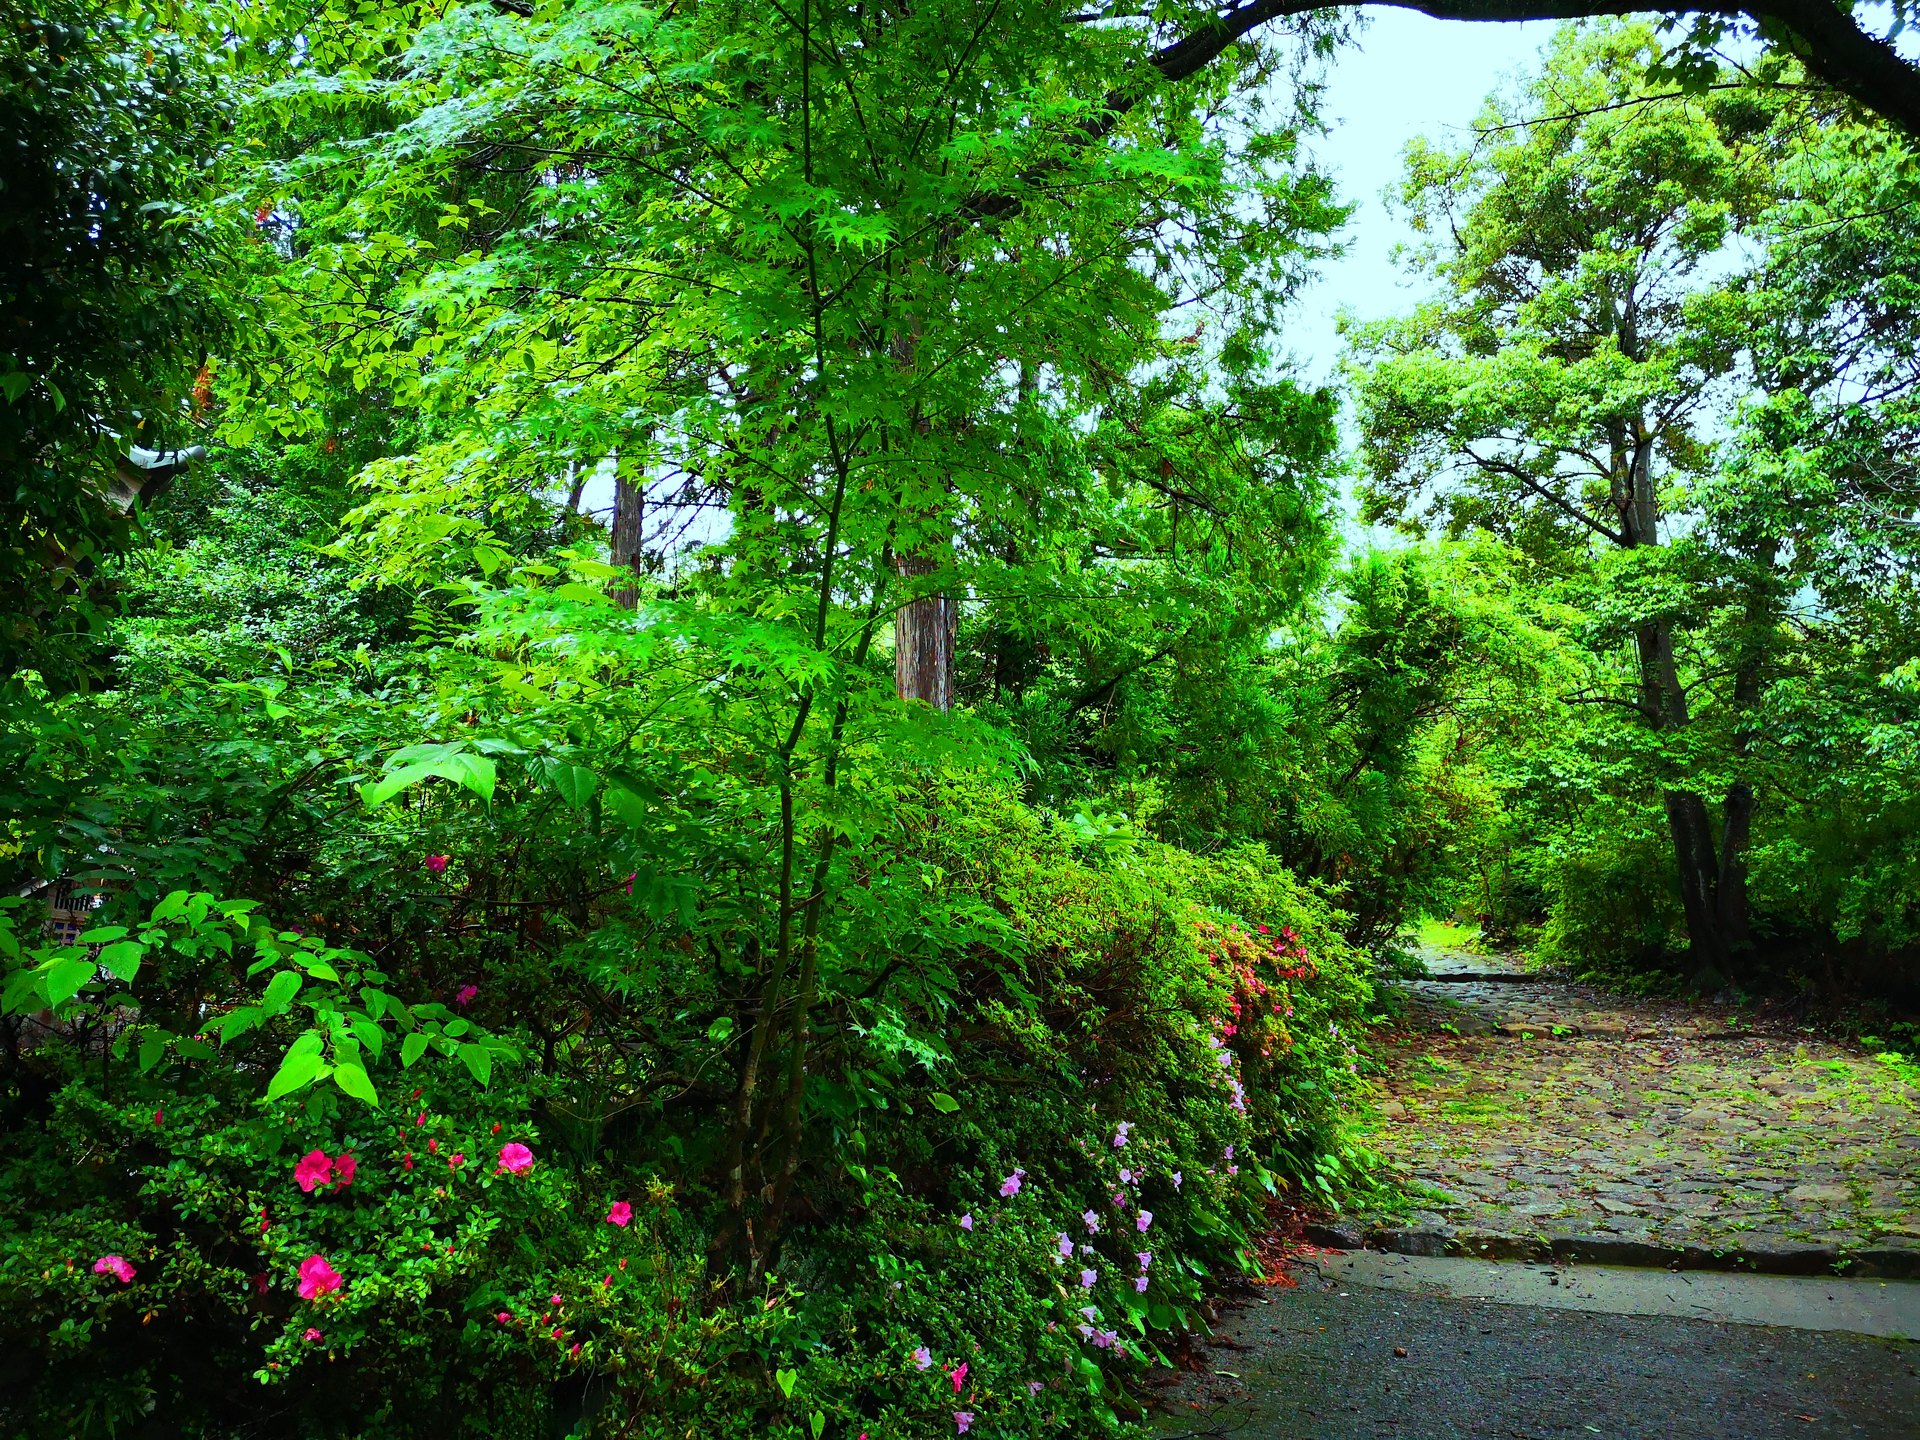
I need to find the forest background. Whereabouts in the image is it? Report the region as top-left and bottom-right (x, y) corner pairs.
(2, 2), (1917, 1436)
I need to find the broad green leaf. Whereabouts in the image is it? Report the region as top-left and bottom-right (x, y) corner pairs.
(333, 1059), (379, 1106)
(266, 1045), (325, 1101)
(45, 957), (94, 1006)
(261, 969), (304, 1016)
(137, 1032), (167, 1073)
(349, 1016), (384, 1060)
(97, 941), (144, 982)
(775, 1368), (797, 1399)
(547, 763), (599, 808)
(401, 1031), (432, 1068)
(457, 1042), (492, 1086)
(927, 1092), (960, 1114)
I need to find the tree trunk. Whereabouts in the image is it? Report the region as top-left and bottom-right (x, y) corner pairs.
(611, 467), (644, 610)
(893, 553), (954, 709)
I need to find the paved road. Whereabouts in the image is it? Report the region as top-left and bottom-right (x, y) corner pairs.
(1156, 1274), (1920, 1440)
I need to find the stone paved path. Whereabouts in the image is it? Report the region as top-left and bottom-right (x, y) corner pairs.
(1339, 949), (1920, 1275)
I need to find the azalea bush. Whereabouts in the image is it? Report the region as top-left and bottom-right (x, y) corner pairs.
(0, 749), (1369, 1438)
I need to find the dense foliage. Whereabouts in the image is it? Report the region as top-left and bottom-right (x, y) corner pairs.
(4, 5), (1918, 1438)
(1351, 23), (1920, 1002)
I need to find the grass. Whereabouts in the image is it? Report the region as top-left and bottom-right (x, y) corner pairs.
(1414, 916), (1485, 952)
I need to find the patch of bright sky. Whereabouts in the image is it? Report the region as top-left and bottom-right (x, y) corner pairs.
(1279, 15), (1559, 388)
(1272, 15), (1560, 550)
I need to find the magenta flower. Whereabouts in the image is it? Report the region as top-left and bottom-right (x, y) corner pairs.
(1079, 1268), (1096, 1288)
(425, 854), (449, 875)
(297, 1254), (342, 1299)
(303, 1326), (323, 1342)
(455, 984), (478, 1007)
(92, 1254), (136, 1284)
(959, 1213), (973, 1232)
(950, 1361), (969, 1393)
(448, 1152), (466, 1169)
(1119, 1168), (1133, 1185)
(1137, 1251), (1152, 1269)
(496, 1142), (533, 1174)
(606, 1200), (633, 1227)
(1137, 1210), (1153, 1233)
(496, 1312), (511, 1323)
(998, 1168), (1024, 1198)
(333, 1153), (356, 1188)
(954, 1413), (973, 1434)
(293, 1148), (333, 1193)
(912, 1345), (933, 1371)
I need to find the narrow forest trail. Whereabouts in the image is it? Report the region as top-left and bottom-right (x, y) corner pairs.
(1338, 948), (1920, 1274)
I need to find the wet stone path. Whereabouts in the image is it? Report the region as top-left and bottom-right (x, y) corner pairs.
(1335, 949), (1920, 1275)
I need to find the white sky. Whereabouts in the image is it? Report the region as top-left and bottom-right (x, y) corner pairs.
(1281, 13), (1560, 386)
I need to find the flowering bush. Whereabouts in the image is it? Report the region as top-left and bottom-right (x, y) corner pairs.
(0, 774), (1368, 1438)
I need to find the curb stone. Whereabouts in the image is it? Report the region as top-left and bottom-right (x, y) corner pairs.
(1312, 1226), (1920, 1279)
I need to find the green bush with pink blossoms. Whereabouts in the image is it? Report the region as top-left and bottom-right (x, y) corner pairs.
(0, 777), (1370, 1439)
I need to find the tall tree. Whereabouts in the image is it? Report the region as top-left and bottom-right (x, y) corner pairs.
(1350, 23), (1774, 980)
(0, 0), (227, 689)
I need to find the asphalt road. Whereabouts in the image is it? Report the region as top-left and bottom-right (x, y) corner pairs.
(1155, 1275), (1920, 1440)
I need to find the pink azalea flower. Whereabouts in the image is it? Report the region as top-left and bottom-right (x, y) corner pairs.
(92, 1254), (136, 1284)
(950, 1361), (969, 1393)
(1172, 1171), (1183, 1190)
(954, 1413), (973, 1434)
(1137, 1210), (1153, 1233)
(550, 1293), (563, 1307)
(251, 1272), (269, 1294)
(1112, 1122), (1130, 1147)
(959, 1213), (972, 1232)
(297, 1254), (342, 1299)
(1027, 1380), (1044, 1395)
(425, 854), (449, 875)
(1111, 1191), (1125, 1207)
(303, 1327), (323, 1342)
(448, 1152), (465, 1168)
(1137, 1251), (1152, 1269)
(455, 985), (478, 1007)
(1081, 1209), (1099, 1233)
(496, 1312), (511, 1323)
(1056, 1233), (1073, 1258)
(912, 1345), (933, 1371)
(333, 1153), (356, 1188)
(606, 1200), (633, 1227)
(1079, 1268), (1096, 1288)
(1135, 1275), (1149, 1292)
(998, 1169), (1024, 1198)
(497, 1142), (533, 1174)
(293, 1149), (333, 1193)
(1119, 1168), (1133, 1185)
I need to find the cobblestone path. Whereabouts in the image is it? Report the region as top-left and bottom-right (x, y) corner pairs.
(1344, 950), (1920, 1274)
